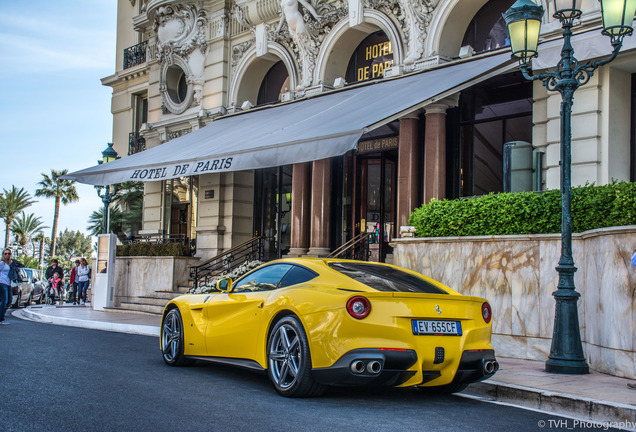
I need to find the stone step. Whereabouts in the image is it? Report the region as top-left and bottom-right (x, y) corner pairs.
(149, 291), (185, 300)
(119, 301), (166, 315)
(137, 296), (177, 306)
(103, 306), (162, 316)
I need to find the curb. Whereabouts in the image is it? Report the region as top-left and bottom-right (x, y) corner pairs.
(463, 381), (636, 427)
(14, 308), (160, 337)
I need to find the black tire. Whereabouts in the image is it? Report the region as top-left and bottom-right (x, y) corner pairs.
(161, 308), (194, 367)
(25, 293), (33, 307)
(266, 316), (324, 398)
(11, 294), (20, 309)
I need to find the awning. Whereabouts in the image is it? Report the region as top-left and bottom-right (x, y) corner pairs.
(66, 52), (514, 185)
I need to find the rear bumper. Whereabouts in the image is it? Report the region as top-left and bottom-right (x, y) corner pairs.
(311, 348), (498, 387)
(312, 348), (419, 386)
(453, 349), (498, 385)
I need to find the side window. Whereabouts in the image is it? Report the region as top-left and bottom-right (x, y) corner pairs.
(233, 264), (293, 293)
(279, 266), (318, 288)
(20, 269), (28, 281)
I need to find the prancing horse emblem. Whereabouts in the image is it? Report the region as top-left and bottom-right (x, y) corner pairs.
(435, 305), (441, 315)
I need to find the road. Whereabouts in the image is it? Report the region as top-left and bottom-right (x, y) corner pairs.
(0, 313), (623, 432)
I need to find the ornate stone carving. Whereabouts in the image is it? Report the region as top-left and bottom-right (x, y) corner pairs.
(154, 4), (208, 62)
(364, 0), (439, 66)
(398, 0), (437, 65)
(273, 0), (347, 91)
(231, 40), (256, 72)
(154, 4), (209, 114)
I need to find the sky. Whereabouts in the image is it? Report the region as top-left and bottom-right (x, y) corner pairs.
(0, 0), (117, 244)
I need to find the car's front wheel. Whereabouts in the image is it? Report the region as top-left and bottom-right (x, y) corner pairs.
(267, 316), (324, 397)
(161, 308), (194, 366)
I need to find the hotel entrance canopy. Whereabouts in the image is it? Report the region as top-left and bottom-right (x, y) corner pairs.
(66, 52), (514, 186)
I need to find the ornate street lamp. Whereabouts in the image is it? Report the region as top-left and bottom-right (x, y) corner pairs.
(95, 143), (120, 235)
(504, 0), (635, 374)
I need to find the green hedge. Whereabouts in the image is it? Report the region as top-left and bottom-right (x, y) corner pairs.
(116, 242), (188, 257)
(408, 181), (636, 238)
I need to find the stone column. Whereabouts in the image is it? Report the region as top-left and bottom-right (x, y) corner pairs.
(424, 97), (458, 203)
(397, 113), (420, 230)
(307, 158), (331, 257)
(288, 162), (311, 256)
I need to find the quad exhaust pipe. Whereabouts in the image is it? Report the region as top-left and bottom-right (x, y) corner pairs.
(483, 360), (499, 375)
(350, 360), (383, 375)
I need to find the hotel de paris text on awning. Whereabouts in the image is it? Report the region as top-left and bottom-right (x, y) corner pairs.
(65, 52), (514, 186)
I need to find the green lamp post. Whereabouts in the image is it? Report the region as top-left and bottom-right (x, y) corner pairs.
(503, 0), (636, 374)
(95, 143), (120, 235)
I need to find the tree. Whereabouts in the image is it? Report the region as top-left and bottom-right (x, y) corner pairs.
(55, 229), (92, 264)
(109, 181), (143, 238)
(0, 186), (35, 248)
(10, 212), (47, 256)
(35, 169), (79, 257)
(87, 206), (123, 237)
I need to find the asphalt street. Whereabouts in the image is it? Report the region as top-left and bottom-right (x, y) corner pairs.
(0, 314), (625, 432)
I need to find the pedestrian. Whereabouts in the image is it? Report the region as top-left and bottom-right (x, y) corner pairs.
(49, 272), (62, 305)
(77, 257), (91, 305)
(69, 260), (80, 305)
(45, 259), (64, 282)
(0, 248), (24, 324)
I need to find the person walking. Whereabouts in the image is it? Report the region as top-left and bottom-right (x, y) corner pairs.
(77, 258), (91, 305)
(0, 248), (24, 324)
(69, 260), (80, 305)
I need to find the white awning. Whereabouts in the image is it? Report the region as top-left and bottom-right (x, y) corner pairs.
(66, 52), (514, 185)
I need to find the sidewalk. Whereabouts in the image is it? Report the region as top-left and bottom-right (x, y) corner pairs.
(12, 305), (636, 428)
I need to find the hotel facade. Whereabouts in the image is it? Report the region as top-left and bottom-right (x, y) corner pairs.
(84, 0), (636, 262)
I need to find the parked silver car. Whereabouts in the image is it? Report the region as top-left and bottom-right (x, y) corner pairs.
(10, 268), (45, 308)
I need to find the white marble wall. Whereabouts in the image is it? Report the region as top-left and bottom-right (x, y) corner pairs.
(392, 226), (636, 379)
(113, 256), (200, 305)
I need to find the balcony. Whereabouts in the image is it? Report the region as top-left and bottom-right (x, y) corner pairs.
(129, 132), (146, 155)
(123, 41), (148, 70)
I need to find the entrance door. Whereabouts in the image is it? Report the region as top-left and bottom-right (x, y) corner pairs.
(354, 151), (397, 262)
(254, 166), (292, 261)
(170, 204), (189, 240)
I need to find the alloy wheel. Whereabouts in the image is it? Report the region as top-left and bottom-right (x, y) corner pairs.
(268, 323), (301, 389)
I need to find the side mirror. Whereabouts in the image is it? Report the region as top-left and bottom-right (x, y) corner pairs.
(216, 277), (233, 293)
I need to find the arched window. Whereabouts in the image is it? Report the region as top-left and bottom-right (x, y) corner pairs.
(345, 31), (394, 84)
(462, 0), (515, 54)
(257, 61), (290, 105)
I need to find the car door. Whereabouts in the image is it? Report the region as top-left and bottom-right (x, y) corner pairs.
(18, 268), (32, 304)
(204, 264), (293, 360)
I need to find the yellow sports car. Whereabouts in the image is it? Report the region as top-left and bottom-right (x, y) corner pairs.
(160, 258), (498, 397)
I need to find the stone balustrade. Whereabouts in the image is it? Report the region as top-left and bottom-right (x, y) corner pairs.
(392, 226), (636, 379)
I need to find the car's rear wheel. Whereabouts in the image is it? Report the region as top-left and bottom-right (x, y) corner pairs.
(161, 308), (194, 366)
(267, 316), (324, 397)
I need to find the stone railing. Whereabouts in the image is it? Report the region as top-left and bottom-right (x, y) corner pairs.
(391, 226), (636, 379)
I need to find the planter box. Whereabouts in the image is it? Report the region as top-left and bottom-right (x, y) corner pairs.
(392, 226), (636, 379)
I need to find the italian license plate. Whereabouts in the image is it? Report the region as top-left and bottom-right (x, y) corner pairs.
(412, 320), (462, 336)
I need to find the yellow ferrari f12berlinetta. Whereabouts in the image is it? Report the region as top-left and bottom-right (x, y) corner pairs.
(160, 258), (498, 397)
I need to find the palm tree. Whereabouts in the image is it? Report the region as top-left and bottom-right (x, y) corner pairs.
(0, 186), (35, 248)
(88, 206), (123, 237)
(10, 212), (47, 255)
(35, 169), (79, 257)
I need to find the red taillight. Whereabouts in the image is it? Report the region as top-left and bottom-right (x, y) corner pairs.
(347, 296), (371, 319)
(481, 302), (492, 324)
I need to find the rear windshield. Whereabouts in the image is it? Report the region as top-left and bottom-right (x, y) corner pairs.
(329, 262), (448, 294)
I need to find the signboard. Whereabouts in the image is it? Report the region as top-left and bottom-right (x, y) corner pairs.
(346, 31), (394, 84)
(356, 136), (399, 154)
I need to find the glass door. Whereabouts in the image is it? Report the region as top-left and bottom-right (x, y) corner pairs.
(354, 151), (397, 262)
(254, 166), (292, 261)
